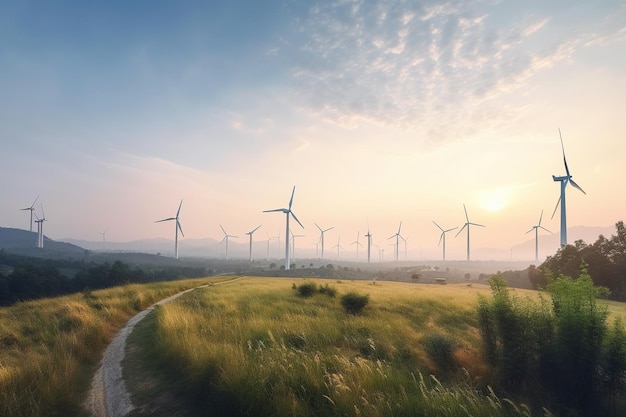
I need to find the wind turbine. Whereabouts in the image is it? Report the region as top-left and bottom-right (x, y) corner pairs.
(433, 221), (457, 261)
(21, 195), (39, 232)
(100, 227), (110, 251)
(551, 129), (586, 246)
(455, 204), (485, 261)
(526, 210), (552, 262)
(314, 223), (334, 260)
(350, 232), (364, 260)
(387, 221), (403, 261)
(219, 225), (238, 260)
(365, 228), (372, 263)
(332, 236), (343, 259)
(155, 200), (184, 259)
(246, 225), (262, 262)
(34, 205), (46, 248)
(263, 186), (304, 270)
(290, 230), (305, 262)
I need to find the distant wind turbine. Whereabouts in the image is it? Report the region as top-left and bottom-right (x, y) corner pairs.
(332, 236), (343, 259)
(290, 230), (305, 262)
(455, 204), (485, 261)
(365, 227), (372, 263)
(551, 129), (586, 246)
(219, 225), (238, 260)
(100, 227), (110, 251)
(526, 210), (552, 262)
(350, 232), (364, 260)
(314, 223), (334, 260)
(21, 195), (39, 232)
(155, 200), (184, 259)
(433, 221), (457, 261)
(387, 221), (403, 261)
(263, 186), (304, 270)
(246, 225), (262, 262)
(34, 205), (47, 248)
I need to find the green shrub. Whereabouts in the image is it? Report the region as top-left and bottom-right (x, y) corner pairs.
(341, 291), (369, 314)
(319, 283), (337, 298)
(423, 333), (457, 372)
(296, 282), (317, 297)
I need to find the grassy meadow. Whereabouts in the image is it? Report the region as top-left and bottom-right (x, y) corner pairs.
(0, 276), (230, 417)
(135, 278), (558, 417)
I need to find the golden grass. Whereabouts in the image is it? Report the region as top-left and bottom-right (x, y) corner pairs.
(145, 277), (562, 416)
(0, 276), (231, 417)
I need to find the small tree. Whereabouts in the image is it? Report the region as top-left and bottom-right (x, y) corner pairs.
(341, 292), (369, 315)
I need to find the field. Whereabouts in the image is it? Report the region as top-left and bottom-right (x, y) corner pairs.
(0, 276), (230, 417)
(126, 278), (554, 417)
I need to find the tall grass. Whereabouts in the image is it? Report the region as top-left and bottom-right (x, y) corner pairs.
(148, 278), (547, 416)
(0, 276), (225, 417)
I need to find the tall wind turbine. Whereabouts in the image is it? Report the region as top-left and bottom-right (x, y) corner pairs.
(263, 186), (304, 270)
(527, 210), (552, 262)
(332, 236), (343, 259)
(350, 232), (364, 260)
(100, 227), (110, 251)
(21, 195), (39, 232)
(551, 129), (586, 246)
(455, 204), (485, 261)
(219, 225), (238, 260)
(365, 227), (372, 263)
(155, 200), (184, 259)
(433, 221), (457, 261)
(34, 205), (46, 248)
(246, 225), (262, 262)
(314, 223), (334, 260)
(290, 230), (305, 262)
(387, 221), (403, 261)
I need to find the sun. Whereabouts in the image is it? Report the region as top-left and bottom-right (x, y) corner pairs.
(481, 188), (508, 212)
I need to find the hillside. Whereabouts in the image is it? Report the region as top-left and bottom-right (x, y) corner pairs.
(0, 227), (86, 258)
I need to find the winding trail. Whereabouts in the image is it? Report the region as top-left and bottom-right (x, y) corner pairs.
(85, 277), (243, 417)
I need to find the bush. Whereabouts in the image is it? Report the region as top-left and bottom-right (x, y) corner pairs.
(341, 292), (369, 314)
(319, 283), (337, 298)
(296, 282), (317, 297)
(423, 334), (457, 372)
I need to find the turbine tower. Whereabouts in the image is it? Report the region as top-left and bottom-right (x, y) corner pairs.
(526, 210), (552, 262)
(34, 205), (46, 248)
(387, 221), (403, 261)
(290, 230), (305, 262)
(314, 223), (334, 260)
(350, 232), (364, 260)
(365, 228), (372, 263)
(433, 221), (457, 261)
(551, 129), (586, 246)
(246, 225), (262, 262)
(219, 225), (238, 260)
(332, 236), (343, 259)
(21, 195), (39, 232)
(455, 204), (485, 261)
(155, 200), (184, 259)
(263, 186), (304, 270)
(100, 227), (110, 251)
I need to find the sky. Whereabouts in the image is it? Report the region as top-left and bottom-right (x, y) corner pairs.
(1, 0), (625, 261)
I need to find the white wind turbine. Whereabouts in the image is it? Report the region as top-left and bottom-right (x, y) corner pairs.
(433, 221), (457, 261)
(263, 186), (304, 270)
(350, 232), (364, 260)
(365, 227), (372, 263)
(455, 204), (485, 261)
(219, 225), (238, 260)
(155, 200), (184, 259)
(100, 227), (110, 251)
(527, 210), (552, 263)
(21, 195), (39, 232)
(290, 230), (305, 263)
(34, 205), (46, 248)
(551, 129), (586, 246)
(332, 236), (343, 259)
(387, 221), (403, 261)
(314, 223), (334, 260)
(246, 225), (262, 262)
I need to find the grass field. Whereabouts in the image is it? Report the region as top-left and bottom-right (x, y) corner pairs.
(128, 277), (559, 417)
(0, 276), (230, 417)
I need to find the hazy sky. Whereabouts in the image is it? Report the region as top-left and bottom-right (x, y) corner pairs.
(1, 0), (625, 260)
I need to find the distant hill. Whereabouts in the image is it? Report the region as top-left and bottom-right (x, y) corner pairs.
(0, 227), (86, 259)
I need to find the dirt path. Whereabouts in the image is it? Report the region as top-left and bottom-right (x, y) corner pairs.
(85, 278), (242, 417)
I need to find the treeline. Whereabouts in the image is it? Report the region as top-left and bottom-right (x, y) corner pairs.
(531, 221), (626, 300)
(0, 252), (210, 306)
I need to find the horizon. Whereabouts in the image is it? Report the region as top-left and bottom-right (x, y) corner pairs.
(1, 1), (625, 261)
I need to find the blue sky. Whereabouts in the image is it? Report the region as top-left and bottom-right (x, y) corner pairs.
(1, 0), (625, 260)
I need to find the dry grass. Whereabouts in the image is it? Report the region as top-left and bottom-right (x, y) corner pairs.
(0, 276), (229, 417)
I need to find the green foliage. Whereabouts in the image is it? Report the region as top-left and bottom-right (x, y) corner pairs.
(423, 333), (457, 372)
(340, 291), (369, 315)
(319, 283), (337, 297)
(296, 281), (317, 297)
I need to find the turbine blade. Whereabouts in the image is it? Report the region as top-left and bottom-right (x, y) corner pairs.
(31, 195), (39, 209)
(156, 217), (176, 223)
(463, 204), (469, 222)
(252, 225), (262, 233)
(288, 186), (296, 210)
(559, 129), (570, 177)
(177, 220), (185, 238)
(220, 224), (227, 235)
(470, 222), (486, 228)
(438, 233), (444, 246)
(397, 221), (402, 234)
(538, 210), (544, 226)
(540, 226), (553, 234)
(455, 224), (468, 237)
(315, 222), (323, 232)
(445, 227), (458, 233)
(526, 227), (535, 234)
(290, 211), (304, 228)
(551, 196), (561, 220)
(263, 208), (286, 213)
(176, 199), (183, 217)
(569, 179), (586, 195)
(433, 220), (444, 232)
(325, 227), (334, 232)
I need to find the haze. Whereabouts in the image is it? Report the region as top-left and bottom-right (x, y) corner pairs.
(1, 1), (625, 261)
